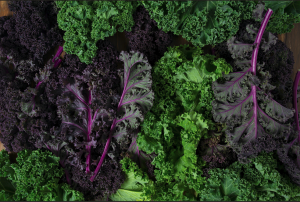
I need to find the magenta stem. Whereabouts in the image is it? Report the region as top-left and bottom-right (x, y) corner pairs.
(53, 46), (63, 68)
(293, 70), (300, 142)
(247, 9), (272, 141)
(90, 118), (117, 182)
(86, 103), (92, 174)
(31, 46), (64, 110)
(251, 9), (273, 75)
(90, 57), (138, 181)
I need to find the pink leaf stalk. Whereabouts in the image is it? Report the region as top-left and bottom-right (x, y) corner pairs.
(90, 51), (153, 182)
(53, 46), (63, 68)
(31, 47), (64, 112)
(90, 119), (117, 182)
(62, 86), (100, 174)
(89, 66), (130, 181)
(250, 9), (273, 75)
(249, 8), (272, 139)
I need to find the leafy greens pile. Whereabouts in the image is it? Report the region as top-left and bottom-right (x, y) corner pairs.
(0, 0), (300, 201)
(135, 44), (232, 200)
(141, 1), (300, 48)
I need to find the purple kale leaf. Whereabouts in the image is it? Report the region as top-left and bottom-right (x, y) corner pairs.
(277, 70), (300, 186)
(0, 60), (42, 152)
(56, 79), (117, 174)
(0, 45), (63, 153)
(214, 18), (295, 107)
(0, 1), (64, 65)
(90, 51), (154, 182)
(200, 126), (237, 178)
(125, 5), (173, 66)
(20, 57), (60, 118)
(52, 40), (121, 176)
(37, 40), (127, 200)
(212, 4), (294, 162)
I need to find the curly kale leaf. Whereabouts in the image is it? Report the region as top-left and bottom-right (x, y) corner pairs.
(0, 1), (63, 65)
(42, 40), (126, 200)
(141, 1), (256, 47)
(215, 18), (295, 107)
(136, 44), (232, 200)
(199, 152), (300, 201)
(263, 0), (300, 34)
(0, 52), (62, 153)
(90, 50), (154, 182)
(0, 149), (84, 201)
(56, 1), (139, 64)
(212, 6), (294, 162)
(125, 5), (173, 66)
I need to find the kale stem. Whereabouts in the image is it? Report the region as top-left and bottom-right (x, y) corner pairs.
(90, 119), (117, 182)
(251, 9), (273, 75)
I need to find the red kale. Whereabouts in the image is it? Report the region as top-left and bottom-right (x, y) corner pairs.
(212, 5), (294, 164)
(0, 59), (34, 153)
(277, 71), (300, 186)
(56, 139), (125, 201)
(125, 5), (173, 66)
(0, 55), (60, 153)
(214, 19), (294, 107)
(0, 1), (63, 65)
(40, 40), (127, 200)
(199, 126), (237, 178)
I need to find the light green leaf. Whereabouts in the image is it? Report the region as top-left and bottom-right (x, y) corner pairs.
(110, 159), (149, 201)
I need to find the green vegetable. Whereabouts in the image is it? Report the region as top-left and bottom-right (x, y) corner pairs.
(0, 149), (84, 201)
(136, 44), (232, 200)
(264, 1), (300, 34)
(199, 152), (300, 201)
(140, 1), (300, 46)
(56, 1), (139, 64)
(110, 157), (151, 201)
(141, 1), (256, 47)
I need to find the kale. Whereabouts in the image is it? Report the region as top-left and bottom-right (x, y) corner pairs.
(0, 149), (84, 201)
(0, 1), (63, 64)
(212, 5), (294, 163)
(125, 5), (173, 66)
(215, 19), (294, 107)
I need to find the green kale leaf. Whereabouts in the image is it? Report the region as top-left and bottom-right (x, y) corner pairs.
(264, 1), (300, 34)
(110, 157), (151, 201)
(141, 1), (256, 47)
(0, 149), (84, 201)
(56, 1), (139, 64)
(136, 44), (232, 200)
(199, 152), (300, 201)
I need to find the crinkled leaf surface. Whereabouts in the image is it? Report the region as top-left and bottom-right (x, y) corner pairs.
(142, 1), (256, 47)
(113, 51), (154, 144)
(212, 8), (294, 160)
